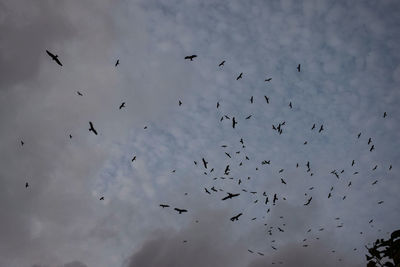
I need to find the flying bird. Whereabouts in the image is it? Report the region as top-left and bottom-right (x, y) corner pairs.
(245, 115), (252, 120)
(368, 138), (372, 145)
(383, 112), (387, 118)
(280, 178), (287, 185)
(236, 73), (243, 80)
(232, 117), (237, 128)
(159, 204), (169, 208)
(119, 102), (126, 109)
(319, 125), (324, 133)
(370, 145), (375, 152)
(311, 124), (315, 130)
(219, 60), (225, 67)
(225, 152), (231, 158)
(273, 194), (278, 205)
(265, 78), (272, 82)
(89, 122), (98, 135)
(217, 102), (220, 108)
(250, 96), (254, 103)
(100, 197), (104, 200)
(174, 208), (188, 214)
(77, 91), (83, 96)
(25, 182), (29, 188)
(21, 140), (24, 146)
(202, 158), (208, 169)
(115, 59), (119, 67)
(304, 197), (312, 206)
(222, 192), (240, 200)
(184, 55), (197, 61)
(357, 132), (361, 138)
(264, 96), (269, 103)
(297, 64), (301, 72)
(179, 100), (182, 106)
(204, 188), (211, 194)
(131, 156), (136, 162)
(230, 213), (243, 221)
(289, 102), (292, 109)
(46, 50), (62, 66)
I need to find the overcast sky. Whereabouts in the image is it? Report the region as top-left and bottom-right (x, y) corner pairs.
(1, 0), (399, 266)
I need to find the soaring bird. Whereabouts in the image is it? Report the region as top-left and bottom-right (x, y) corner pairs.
(304, 197), (312, 206)
(297, 64), (301, 72)
(211, 186), (218, 192)
(357, 132), (361, 138)
(230, 213), (243, 221)
(219, 60), (225, 67)
(115, 59), (119, 67)
(174, 208), (188, 214)
(21, 140), (24, 146)
(377, 201), (384, 204)
(245, 115), (252, 120)
(222, 192), (240, 200)
(202, 158), (208, 169)
(159, 204), (169, 208)
(351, 160), (355, 166)
(232, 117), (237, 128)
(389, 165), (392, 170)
(119, 102), (126, 109)
(184, 55), (197, 61)
(250, 96), (254, 104)
(372, 180), (378, 185)
(69, 134), (72, 139)
(311, 124), (315, 130)
(319, 125), (324, 133)
(131, 156), (136, 162)
(225, 152), (231, 158)
(383, 112), (387, 118)
(89, 122), (98, 135)
(289, 102), (292, 109)
(77, 91), (83, 96)
(370, 145), (375, 152)
(273, 194), (278, 205)
(217, 102), (220, 108)
(25, 182), (29, 188)
(264, 96), (269, 103)
(280, 178), (286, 184)
(46, 50), (63, 66)
(236, 73), (243, 80)
(265, 78), (272, 82)
(100, 197), (104, 200)
(204, 188), (211, 194)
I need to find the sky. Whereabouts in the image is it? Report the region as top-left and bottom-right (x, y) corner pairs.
(0, 0), (399, 266)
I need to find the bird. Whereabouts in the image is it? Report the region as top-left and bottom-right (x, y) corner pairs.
(265, 78), (272, 82)
(25, 182), (29, 188)
(77, 91), (83, 96)
(230, 213), (243, 221)
(89, 122), (98, 135)
(383, 112), (387, 118)
(119, 102), (126, 109)
(69, 134), (72, 139)
(304, 141), (308, 145)
(217, 102), (220, 108)
(46, 50), (63, 66)
(319, 125), (324, 133)
(250, 96), (254, 103)
(377, 201), (384, 204)
(202, 158), (208, 169)
(184, 55), (197, 61)
(280, 178), (286, 185)
(100, 197), (104, 200)
(159, 204), (169, 208)
(178, 100), (182, 106)
(297, 64), (301, 72)
(368, 138), (372, 145)
(278, 227), (284, 232)
(219, 60), (225, 67)
(389, 165), (392, 170)
(273, 194), (278, 205)
(131, 156), (136, 162)
(232, 117), (237, 128)
(328, 193), (332, 198)
(248, 249), (254, 253)
(245, 115), (252, 120)
(222, 193), (240, 200)
(369, 219), (373, 224)
(351, 160), (355, 166)
(289, 102), (292, 109)
(348, 181), (352, 187)
(211, 186), (218, 192)
(264, 96), (269, 103)
(174, 208), (188, 214)
(372, 165), (377, 170)
(21, 140), (24, 146)
(225, 152), (231, 158)
(311, 124), (315, 130)
(115, 59), (119, 67)
(372, 180), (378, 185)
(370, 145), (375, 152)
(304, 197), (312, 206)
(236, 73), (243, 80)
(357, 132), (362, 138)
(257, 252), (264, 256)
(204, 188), (211, 194)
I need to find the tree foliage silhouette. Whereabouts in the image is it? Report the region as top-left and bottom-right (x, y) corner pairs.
(365, 229), (400, 267)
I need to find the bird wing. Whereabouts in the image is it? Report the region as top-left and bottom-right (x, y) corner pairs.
(54, 57), (63, 66)
(46, 50), (54, 58)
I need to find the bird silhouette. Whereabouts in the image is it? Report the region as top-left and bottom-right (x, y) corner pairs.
(184, 55), (197, 61)
(115, 59), (119, 67)
(372, 180), (378, 185)
(219, 60), (225, 67)
(222, 192), (240, 200)
(119, 102), (126, 109)
(370, 145), (375, 152)
(159, 204), (169, 208)
(174, 208), (188, 214)
(25, 182), (29, 188)
(230, 213), (243, 221)
(245, 115), (252, 120)
(319, 125), (324, 133)
(100, 197), (104, 200)
(217, 102), (220, 108)
(89, 122), (98, 135)
(131, 156), (136, 162)
(383, 112), (387, 118)
(236, 73), (243, 80)
(77, 91), (83, 96)
(21, 140), (24, 146)
(179, 100), (182, 106)
(264, 96), (269, 103)
(311, 124), (315, 130)
(304, 197), (312, 206)
(232, 117), (237, 128)
(46, 50), (63, 66)
(225, 152), (231, 158)
(265, 78), (272, 82)
(204, 188), (211, 194)
(250, 96), (254, 104)
(289, 102), (292, 109)
(357, 132), (361, 138)
(69, 134), (72, 139)
(297, 64), (301, 72)
(273, 194), (278, 205)
(368, 138), (372, 145)
(202, 158), (208, 169)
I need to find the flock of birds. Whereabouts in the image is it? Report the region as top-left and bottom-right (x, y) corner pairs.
(21, 50), (393, 265)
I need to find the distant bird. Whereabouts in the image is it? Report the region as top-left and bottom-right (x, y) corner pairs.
(273, 194), (278, 205)
(211, 186), (218, 192)
(250, 96), (254, 104)
(348, 181), (352, 187)
(248, 249), (254, 253)
(304, 141), (308, 145)
(328, 193), (332, 198)
(115, 59), (119, 67)
(69, 134), (72, 139)
(89, 122), (98, 135)
(100, 197), (104, 200)
(25, 182), (29, 188)
(278, 227), (284, 232)
(383, 112), (387, 118)
(232, 117), (237, 128)
(193, 161), (197, 165)
(368, 138), (372, 145)
(311, 124), (315, 130)
(319, 125), (324, 133)
(204, 188), (211, 194)
(77, 91), (83, 96)
(389, 165), (392, 170)
(46, 50), (63, 66)
(372, 165), (377, 170)
(21, 140), (24, 146)
(280, 178), (286, 185)
(131, 156), (136, 162)
(372, 180), (378, 185)
(370, 145), (375, 152)
(264, 96), (269, 103)
(202, 158), (208, 169)
(217, 102), (220, 108)
(357, 132), (361, 138)
(240, 138), (244, 144)
(257, 252), (264, 256)
(119, 102), (126, 109)
(179, 100), (182, 106)
(297, 64), (301, 72)
(351, 160), (355, 166)
(289, 102), (292, 109)
(184, 55), (197, 61)
(236, 73), (243, 80)
(225, 152), (231, 158)
(230, 213), (243, 221)
(377, 201), (384, 204)
(304, 197), (312, 206)
(245, 115), (252, 120)
(271, 246), (277, 250)
(160, 204), (169, 208)
(369, 219), (373, 224)
(265, 78), (272, 82)
(222, 192), (240, 200)
(174, 208), (188, 214)
(219, 60), (225, 67)
(144, 126), (147, 129)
